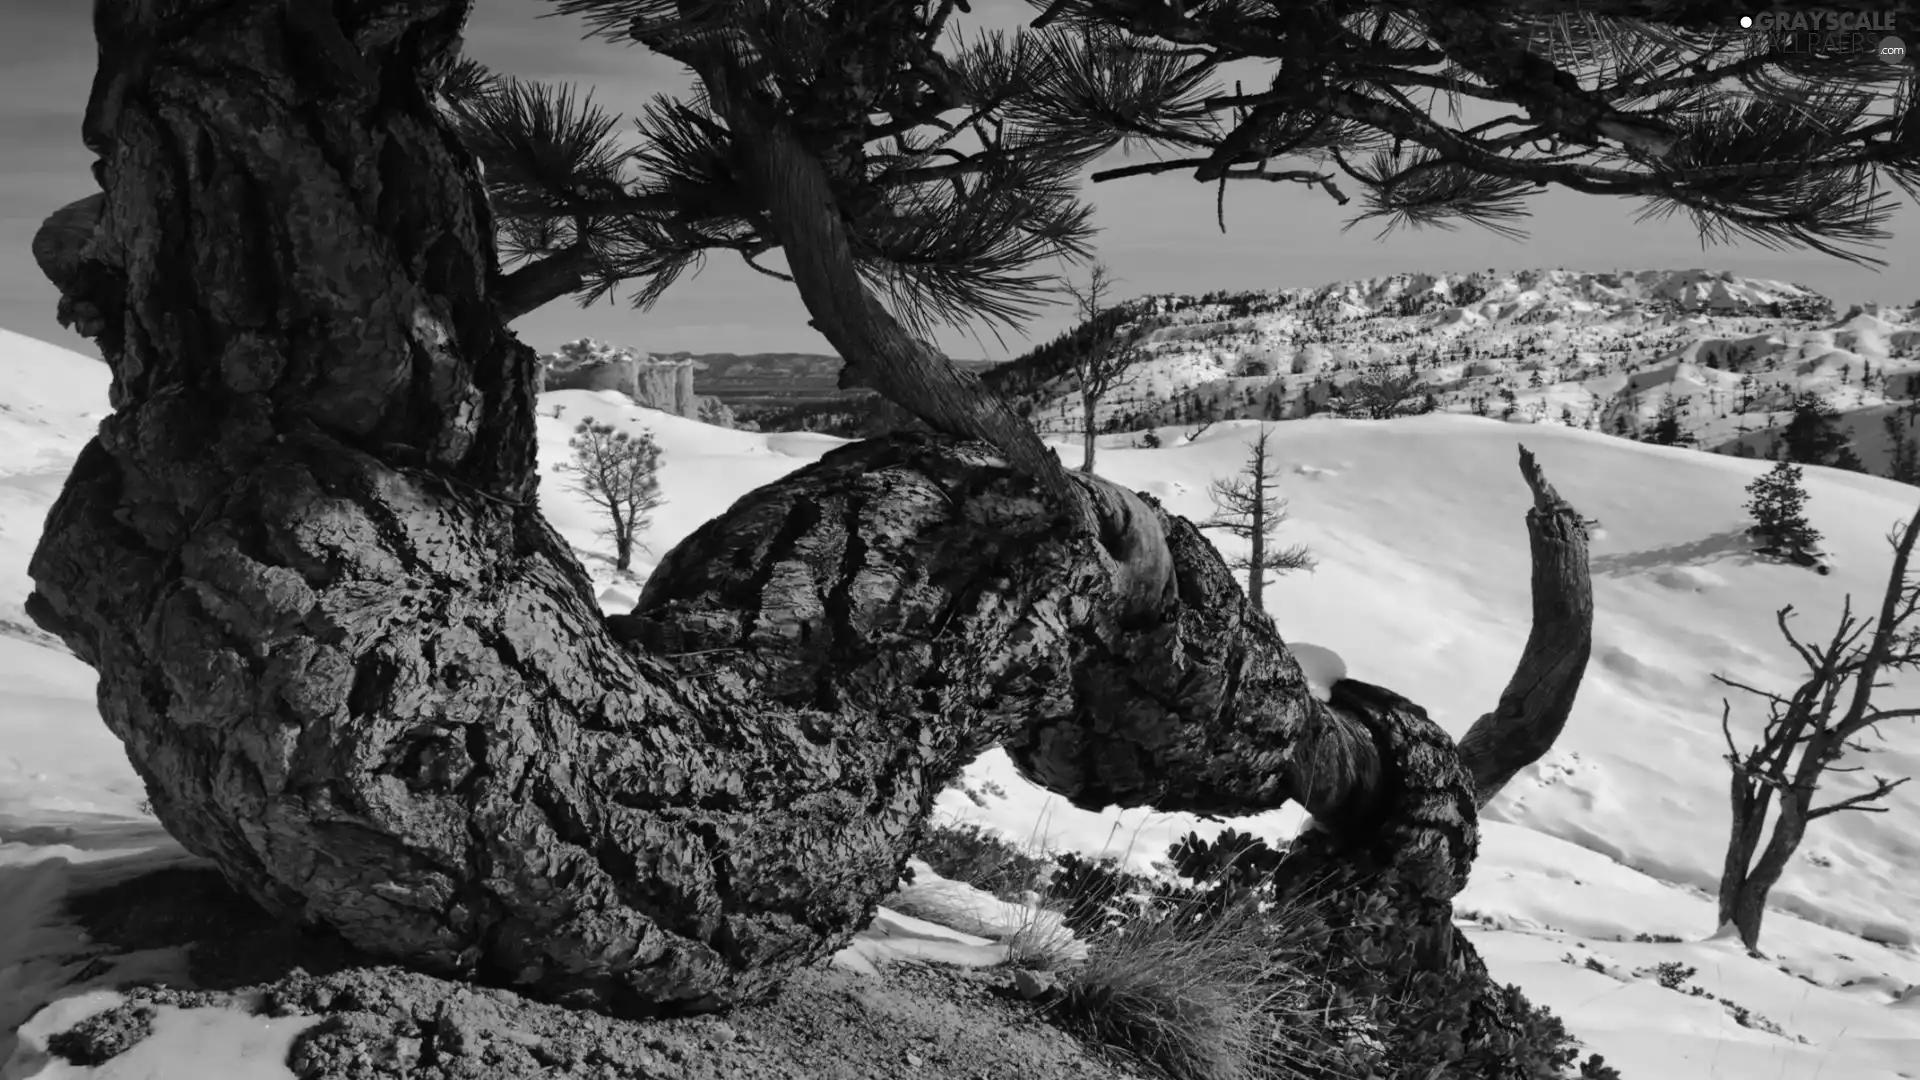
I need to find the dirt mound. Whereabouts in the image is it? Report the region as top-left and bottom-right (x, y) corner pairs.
(86, 962), (1133, 1080)
(38, 866), (1142, 1080)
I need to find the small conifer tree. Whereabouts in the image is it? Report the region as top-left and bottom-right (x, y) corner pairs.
(1780, 393), (1865, 471)
(1200, 426), (1316, 612)
(1884, 414), (1920, 486)
(1744, 461), (1821, 561)
(1642, 396), (1696, 447)
(562, 419), (665, 572)
(1340, 371), (1426, 419)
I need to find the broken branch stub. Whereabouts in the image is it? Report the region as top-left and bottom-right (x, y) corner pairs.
(1456, 444), (1596, 808)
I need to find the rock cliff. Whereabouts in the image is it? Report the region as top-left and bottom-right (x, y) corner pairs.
(537, 338), (731, 426)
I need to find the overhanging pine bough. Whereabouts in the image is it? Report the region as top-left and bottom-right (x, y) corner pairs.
(1036, 0), (1918, 260)
(32, 0), (1591, 1017)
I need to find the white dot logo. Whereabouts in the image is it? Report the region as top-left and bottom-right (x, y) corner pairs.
(1740, 15), (1754, 28)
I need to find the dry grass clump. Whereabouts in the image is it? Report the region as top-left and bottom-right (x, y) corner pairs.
(905, 818), (1352, 1078)
(894, 819), (1086, 969)
(903, 819), (1613, 1080)
(1044, 884), (1351, 1080)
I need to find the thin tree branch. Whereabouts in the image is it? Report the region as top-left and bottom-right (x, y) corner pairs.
(1713, 671), (1793, 707)
(1807, 776), (1910, 818)
(1091, 157), (1214, 182)
(739, 248), (793, 282)
(1835, 507), (1920, 739)
(1719, 698), (1744, 764)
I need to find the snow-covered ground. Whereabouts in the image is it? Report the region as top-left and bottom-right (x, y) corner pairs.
(3, 324), (1919, 1078)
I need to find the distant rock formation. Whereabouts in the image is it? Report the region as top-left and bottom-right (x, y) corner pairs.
(968, 265), (1920, 453)
(537, 338), (732, 426)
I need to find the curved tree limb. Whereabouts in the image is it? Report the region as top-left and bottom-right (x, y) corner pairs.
(671, 40), (1106, 527)
(1456, 445), (1596, 808)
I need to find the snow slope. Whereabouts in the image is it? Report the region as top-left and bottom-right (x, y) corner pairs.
(3, 330), (1919, 1078)
(0, 328), (109, 653)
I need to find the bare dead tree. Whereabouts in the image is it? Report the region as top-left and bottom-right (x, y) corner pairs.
(1713, 507), (1920, 950)
(1200, 425), (1317, 613)
(1063, 262), (1137, 474)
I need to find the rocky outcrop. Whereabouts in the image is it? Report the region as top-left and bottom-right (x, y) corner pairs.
(538, 339), (724, 425)
(637, 360), (698, 417)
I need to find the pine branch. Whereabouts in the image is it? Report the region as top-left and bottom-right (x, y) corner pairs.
(452, 76), (629, 215)
(1027, 1), (1917, 264)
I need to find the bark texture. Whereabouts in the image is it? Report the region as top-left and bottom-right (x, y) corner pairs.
(1717, 789), (1803, 949)
(31, 0), (1591, 1021)
(494, 241), (598, 323)
(1456, 447), (1595, 808)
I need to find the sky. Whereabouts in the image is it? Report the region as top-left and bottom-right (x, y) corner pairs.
(1, 0), (1914, 363)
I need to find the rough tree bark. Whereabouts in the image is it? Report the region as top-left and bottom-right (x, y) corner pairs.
(1082, 397), (1100, 473)
(32, 0), (1594, 1020)
(494, 240), (598, 323)
(1456, 448), (1595, 808)
(1718, 789), (1806, 950)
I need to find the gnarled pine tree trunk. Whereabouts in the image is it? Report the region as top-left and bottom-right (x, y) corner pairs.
(32, 0), (1592, 1022)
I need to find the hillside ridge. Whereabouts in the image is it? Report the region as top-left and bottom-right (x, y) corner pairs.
(976, 266), (1919, 473)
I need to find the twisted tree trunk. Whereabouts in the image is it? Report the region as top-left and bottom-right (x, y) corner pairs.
(1718, 785), (1807, 950)
(32, 0), (1592, 1021)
